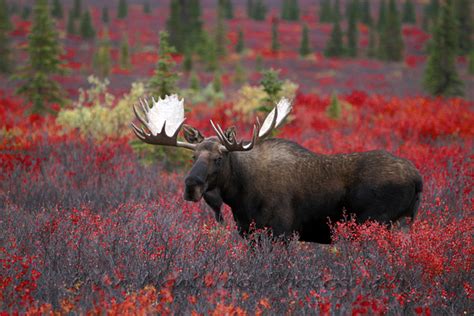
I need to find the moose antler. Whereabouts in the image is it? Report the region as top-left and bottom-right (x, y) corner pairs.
(210, 98), (293, 152)
(131, 95), (196, 150)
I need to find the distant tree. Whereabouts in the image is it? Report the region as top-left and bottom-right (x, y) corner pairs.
(299, 23), (311, 57)
(333, 0), (341, 21)
(118, 0), (128, 19)
(233, 60), (247, 84)
(326, 92), (342, 120)
(454, 0), (472, 55)
(102, 7), (109, 24)
(183, 49), (192, 72)
(423, 0), (464, 96)
(377, 0), (387, 31)
(51, 0), (63, 19)
(325, 14), (344, 57)
(215, 1), (227, 57)
(379, 0), (403, 61)
(402, 0), (416, 24)
(167, 0), (203, 53)
(119, 35), (130, 69)
(319, 0), (333, 23)
(422, 0), (439, 31)
(72, 0), (81, 19)
(260, 68), (283, 106)
(271, 17), (280, 53)
(360, 0), (372, 25)
(346, 0), (359, 57)
(247, 0), (253, 19)
(469, 50), (474, 75)
(0, 0), (13, 73)
(15, 0), (66, 113)
(212, 70), (222, 92)
(283, 0), (299, 21)
(367, 25), (377, 58)
(80, 10), (95, 39)
(189, 71), (200, 90)
(66, 9), (76, 35)
(220, 0), (233, 19)
(281, 0), (290, 20)
(21, 6), (31, 20)
(235, 28), (244, 53)
(93, 29), (112, 78)
(148, 31), (179, 98)
(143, 1), (151, 14)
(250, 0), (267, 21)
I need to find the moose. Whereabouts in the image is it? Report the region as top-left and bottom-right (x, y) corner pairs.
(131, 95), (422, 243)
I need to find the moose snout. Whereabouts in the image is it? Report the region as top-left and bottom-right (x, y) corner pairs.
(184, 176), (206, 202)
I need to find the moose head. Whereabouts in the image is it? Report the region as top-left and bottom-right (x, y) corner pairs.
(131, 94), (292, 203)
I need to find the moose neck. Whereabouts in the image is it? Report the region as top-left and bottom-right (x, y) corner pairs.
(215, 151), (250, 207)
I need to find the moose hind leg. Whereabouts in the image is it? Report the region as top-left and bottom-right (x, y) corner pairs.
(203, 189), (224, 223)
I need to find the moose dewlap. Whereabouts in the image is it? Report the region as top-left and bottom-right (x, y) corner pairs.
(131, 95), (423, 244)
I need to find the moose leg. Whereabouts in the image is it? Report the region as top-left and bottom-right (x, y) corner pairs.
(203, 189), (224, 223)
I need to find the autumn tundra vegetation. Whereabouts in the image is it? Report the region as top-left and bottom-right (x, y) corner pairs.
(0, 0), (472, 314)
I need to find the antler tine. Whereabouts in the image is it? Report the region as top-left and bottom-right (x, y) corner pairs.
(258, 105), (278, 139)
(211, 119), (259, 152)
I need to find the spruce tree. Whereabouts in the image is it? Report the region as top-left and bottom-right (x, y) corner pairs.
(118, 0), (128, 19)
(286, 0), (300, 21)
(360, 0), (372, 26)
(367, 25), (377, 58)
(189, 71), (200, 90)
(247, 0), (254, 19)
(167, 0), (203, 53)
(235, 28), (244, 54)
(66, 9), (76, 35)
(221, 0), (233, 19)
(0, 0), (13, 73)
(423, 0), (464, 96)
(253, 0), (267, 21)
(326, 92), (342, 120)
(454, 0), (472, 55)
(333, 0), (341, 22)
(15, 0), (66, 113)
(21, 6), (31, 20)
(215, 1), (227, 57)
(51, 0), (63, 19)
(379, 0), (403, 61)
(144, 1), (151, 14)
(325, 14), (344, 57)
(80, 10), (95, 39)
(93, 29), (111, 78)
(72, 0), (81, 19)
(402, 0), (416, 24)
(299, 23), (311, 57)
(422, 0), (439, 31)
(183, 49), (192, 72)
(319, 0), (333, 23)
(148, 31), (179, 98)
(346, 1), (359, 57)
(102, 7), (109, 24)
(260, 68), (283, 106)
(281, 0), (290, 20)
(377, 0), (387, 31)
(212, 70), (222, 92)
(119, 35), (130, 69)
(271, 17), (280, 53)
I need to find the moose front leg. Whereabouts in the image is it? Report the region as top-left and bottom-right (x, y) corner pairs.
(203, 189), (224, 223)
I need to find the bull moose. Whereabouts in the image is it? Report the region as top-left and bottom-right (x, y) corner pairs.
(131, 95), (422, 243)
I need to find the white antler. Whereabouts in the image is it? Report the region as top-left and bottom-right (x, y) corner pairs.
(258, 98), (293, 139)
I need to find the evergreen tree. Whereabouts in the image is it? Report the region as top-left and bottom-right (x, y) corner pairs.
(422, 0), (439, 31)
(183, 50), (192, 72)
(189, 71), (200, 90)
(21, 6), (31, 20)
(119, 35), (130, 69)
(325, 14), (344, 57)
(118, 0), (128, 19)
(346, 0), (359, 57)
(247, 0), (254, 19)
(0, 0), (13, 73)
(423, 0), (464, 96)
(377, 0), (387, 31)
(360, 0), (372, 25)
(15, 0), (66, 113)
(148, 31), (179, 98)
(299, 23), (311, 57)
(271, 17), (280, 52)
(167, 0), (203, 53)
(212, 70), (222, 92)
(80, 10), (95, 39)
(333, 0), (341, 21)
(454, 0), (472, 55)
(72, 0), (81, 19)
(319, 0), (333, 23)
(367, 25), (377, 58)
(235, 28), (244, 54)
(51, 0), (63, 19)
(215, 1), (227, 57)
(143, 1), (151, 14)
(402, 0), (416, 24)
(253, 0), (267, 21)
(93, 29), (112, 78)
(326, 92), (342, 120)
(283, 0), (299, 21)
(468, 50), (474, 75)
(66, 9), (76, 35)
(102, 7), (109, 24)
(260, 68), (283, 105)
(379, 0), (403, 61)
(281, 0), (290, 20)
(233, 60), (246, 84)
(220, 0), (233, 19)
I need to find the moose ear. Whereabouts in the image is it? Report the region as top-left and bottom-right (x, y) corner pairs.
(224, 126), (236, 142)
(183, 124), (205, 144)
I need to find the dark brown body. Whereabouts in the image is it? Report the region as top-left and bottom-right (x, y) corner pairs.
(194, 138), (422, 243)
